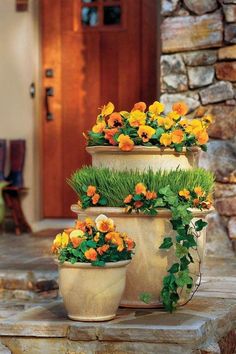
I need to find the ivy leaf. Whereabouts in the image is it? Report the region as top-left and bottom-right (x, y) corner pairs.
(80, 241), (88, 253)
(159, 185), (174, 197)
(139, 292), (152, 304)
(168, 263), (179, 273)
(195, 219), (208, 231)
(183, 235), (197, 248)
(175, 243), (188, 258)
(176, 270), (193, 287)
(153, 199), (166, 207)
(159, 237), (173, 249)
(91, 260), (105, 267)
(180, 256), (190, 271)
(82, 185), (88, 193)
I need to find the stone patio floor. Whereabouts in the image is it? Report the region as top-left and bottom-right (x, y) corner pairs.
(0, 233), (235, 353)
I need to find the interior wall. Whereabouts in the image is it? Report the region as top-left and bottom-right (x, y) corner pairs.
(0, 0), (40, 224)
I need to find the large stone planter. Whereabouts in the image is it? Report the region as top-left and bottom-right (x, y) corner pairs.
(86, 146), (200, 172)
(72, 205), (211, 308)
(57, 259), (130, 321)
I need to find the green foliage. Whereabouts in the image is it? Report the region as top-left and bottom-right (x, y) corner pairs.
(139, 292), (152, 304)
(68, 167), (214, 207)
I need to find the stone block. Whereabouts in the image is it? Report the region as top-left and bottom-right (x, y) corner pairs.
(206, 212), (234, 257)
(223, 0), (236, 3)
(161, 74), (188, 93)
(225, 24), (236, 43)
(223, 4), (236, 22)
(160, 92), (200, 112)
(215, 197), (236, 216)
(183, 0), (218, 15)
(161, 13), (223, 53)
(207, 104), (236, 139)
(199, 140), (236, 183)
(215, 62), (236, 81)
(183, 50), (217, 66)
(199, 81), (234, 104)
(218, 45), (236, 59)
(161, 54), (186, 76)
(188, 66), (215, 88)
(228, 217), (236, 239)
(161, 0), (179, 16)
(214, 183), (236, 199)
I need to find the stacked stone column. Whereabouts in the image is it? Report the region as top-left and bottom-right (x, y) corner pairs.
(160, 0), (236, 256)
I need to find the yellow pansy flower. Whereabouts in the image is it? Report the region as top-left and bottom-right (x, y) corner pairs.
(128, 110), (146, 127)
(100, 102), (114, 117)
(179, 189), (190, 200)
(92, 121), (106, 133)
(167, 111), (180, 121)
(138, 125), (156, 142)
(149, 101), (165, 115)
(53, 232), (69, 250)
(160, 133), (172, 146)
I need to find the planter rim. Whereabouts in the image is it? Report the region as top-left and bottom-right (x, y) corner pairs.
(71, 205), (213, 218)
(55, 259), (131, 269)
(86, 146), (200, 156)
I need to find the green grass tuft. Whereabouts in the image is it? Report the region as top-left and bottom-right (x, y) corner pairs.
(68, 167), (214, 207)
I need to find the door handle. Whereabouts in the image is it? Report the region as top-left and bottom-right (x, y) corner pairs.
(45, 87), (54, 121)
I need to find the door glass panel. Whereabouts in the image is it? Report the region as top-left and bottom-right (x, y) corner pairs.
(82, 0), (97, 3)
(103, 6), (121, 25)
(81, 7), (99, 26)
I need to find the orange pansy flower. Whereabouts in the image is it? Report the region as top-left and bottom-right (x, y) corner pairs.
(92, 193), (100, 205)
(132, 102), (147, 112)
(179, 189), (190, 200)
(97, 244), (110, 255)
(108, 113), (123, 128)
(135, 183), (147, 195)
(124, 194), (133, 204)
(160, 133), (172, 147)
(194, 186), (205, 197)
(167, 111), (180, 121)
(171, 129), (184, 144)
(125, 238), (135, 251)
(85, 248), (97, 261)
(193, 198), (200, 207)
(117, 134), (134, 151)
(146, 191), (157, 200)
(195, 130), (209, 145)
(104, 128), (118, 145)
(87, 185), (96, 197)
(172, 102), (189, 116)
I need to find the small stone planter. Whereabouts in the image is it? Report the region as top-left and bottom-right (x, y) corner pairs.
(86, 146), (200, 172)
(72, 205), (211, 308)
(57, 259), (130, 321)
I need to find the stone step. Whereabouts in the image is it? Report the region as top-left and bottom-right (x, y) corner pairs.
(0, 296), (235, 354)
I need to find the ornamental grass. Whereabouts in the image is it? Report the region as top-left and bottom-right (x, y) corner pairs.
(68, 167), (214, 207)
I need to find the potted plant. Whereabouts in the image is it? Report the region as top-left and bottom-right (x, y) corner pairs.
(84, 101), (212, 171)
(52, 214), (135, 321)
(69, 167), (214, 312)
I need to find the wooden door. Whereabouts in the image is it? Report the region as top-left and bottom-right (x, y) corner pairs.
(41, 0), (158, 218)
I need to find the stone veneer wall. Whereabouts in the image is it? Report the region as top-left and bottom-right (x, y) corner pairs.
(160, 0), (236, 257)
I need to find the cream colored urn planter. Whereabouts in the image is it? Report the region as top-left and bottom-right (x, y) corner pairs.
(72, 205), (211, 308)
(86, 146), (200, 172)
(57, 259), (130, 321)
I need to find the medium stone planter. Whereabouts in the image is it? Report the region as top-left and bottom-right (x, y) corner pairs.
(57, 259), (130, 321)
(72, 205), (211, 308)
(86, 146), (200, 172)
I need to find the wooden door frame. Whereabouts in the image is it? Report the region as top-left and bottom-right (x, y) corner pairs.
(40, 0), (160, 218)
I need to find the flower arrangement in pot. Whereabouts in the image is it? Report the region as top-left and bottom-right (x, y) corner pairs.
(52, 214), (135, 321)
(69, 167), (214, 312)
(84, 101), (213, 171)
